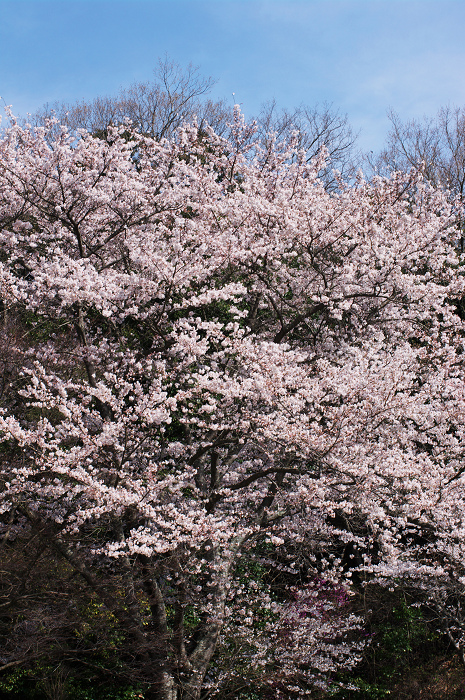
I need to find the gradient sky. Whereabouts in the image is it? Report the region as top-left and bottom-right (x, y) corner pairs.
(1, 0), (464, 153)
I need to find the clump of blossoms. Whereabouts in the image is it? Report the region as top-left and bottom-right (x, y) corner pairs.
(0, 106), (464, 699)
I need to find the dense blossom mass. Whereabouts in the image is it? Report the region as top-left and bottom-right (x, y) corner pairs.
(1, 107), (465, 699)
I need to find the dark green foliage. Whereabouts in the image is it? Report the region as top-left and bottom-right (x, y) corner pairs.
(0, 662), (144, 700)
(328, 592), (448, 699)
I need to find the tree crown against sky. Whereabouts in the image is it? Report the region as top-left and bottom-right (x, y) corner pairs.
(3, 0), (465, 159)
(30, 58), (231, 142)
(28, 56), (465, 200)
(26, 58), (360, 191)
(1, 106), (465, 698)
(372, 106), (465, 197)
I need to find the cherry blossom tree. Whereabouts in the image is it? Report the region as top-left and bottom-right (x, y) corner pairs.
(256, 99), (360, 190)
(370, 106), (465, 254)
(0, 106), (465, 699)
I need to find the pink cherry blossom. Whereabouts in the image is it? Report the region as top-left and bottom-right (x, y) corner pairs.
(1, 108), (465, 698)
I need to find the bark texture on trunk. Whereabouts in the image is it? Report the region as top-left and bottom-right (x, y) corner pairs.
(158, 672), (178, 700)
(157, 668), (211, 700)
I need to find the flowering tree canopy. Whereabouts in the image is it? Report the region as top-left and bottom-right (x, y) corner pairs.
(1, 108), (465, 699)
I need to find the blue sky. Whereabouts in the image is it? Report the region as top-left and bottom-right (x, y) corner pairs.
(1, 0), (465, 152)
